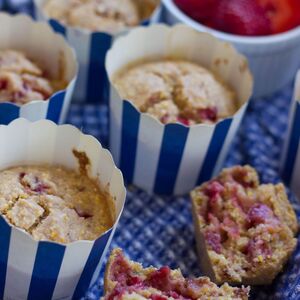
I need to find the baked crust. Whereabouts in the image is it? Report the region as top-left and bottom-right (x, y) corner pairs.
(43, 0), (159, 33)
(113, 60), (237, 126)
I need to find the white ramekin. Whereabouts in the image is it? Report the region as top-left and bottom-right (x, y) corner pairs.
(162, 0), (300, 98)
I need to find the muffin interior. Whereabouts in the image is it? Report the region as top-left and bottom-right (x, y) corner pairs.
(104, 248), (250, 300)
(191, 165), (298, 284)
(0, 164), (115, 243)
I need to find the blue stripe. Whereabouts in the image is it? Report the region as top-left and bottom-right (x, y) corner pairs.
(87, 33), (112, 104)
(0, 103), (20, 125)
(28, 242), (65, 300)
(46, 91), (66, 123)
(49, 19), (66, 36)
(0, 218), (11, 299)
(282, 103), (300, 184)
(154, 124), (189, 195)
(32, 3), (36, 19)
(141, 19), (150, 26)
(73, 231), (111, 299)
(120, 101), (140, 184)
(197, 119), (233, 185)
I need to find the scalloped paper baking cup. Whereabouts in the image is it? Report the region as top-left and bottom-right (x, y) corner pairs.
(0, 119), (126, 300)
(281, 71), (300, 198)
(161, 0), (300, 98)
(34, 0), (161, 104)
(106, 25), (253, 196)
(0, 13), (77, 125)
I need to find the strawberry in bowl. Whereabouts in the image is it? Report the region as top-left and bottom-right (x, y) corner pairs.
(163, 0), (300, 97)
(174, 0), (300, 36)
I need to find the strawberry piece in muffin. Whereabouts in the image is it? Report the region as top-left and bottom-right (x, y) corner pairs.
(103, 248), (250, 300)
(191, 165), (298, 285)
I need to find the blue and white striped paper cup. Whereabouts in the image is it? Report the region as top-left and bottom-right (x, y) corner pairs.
(0, 13), (77, 125)
(34, 0), (161, 104)
(281, 71), (300, 198)
(106, 25), (253, 196)
(0, 118), (126, 300)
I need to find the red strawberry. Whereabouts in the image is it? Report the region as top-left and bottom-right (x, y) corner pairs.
(146, 266), (172, 290)
(74, 207), (93, 219)
(247, 204), (275, 226)
(177, 116), (190, 126)
(197, 107), (218, 122)
(212, 0), (272, 36)
(174, 0), (218, 21)
(258, 0), (300, 34)
(204, 230), (222, 254)
(150, 295), (167, 300)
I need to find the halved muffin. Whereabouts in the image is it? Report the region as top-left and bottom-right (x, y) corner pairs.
(191, 165), (298, 285)
(103, 248), (250, 300)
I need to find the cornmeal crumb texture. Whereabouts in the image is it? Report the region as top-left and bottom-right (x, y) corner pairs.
(0, 165), (114, 243)
(114, 60), (237, 125)
(0, 50), (65, 105)
(191, 165), (298, 285)
(103, 248), (250, 300)
(44, 0), (157, 33)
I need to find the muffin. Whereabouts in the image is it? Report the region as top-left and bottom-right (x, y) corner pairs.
(43, 0), (158, 34)
(114, 60), (237, 125)
(36, 0), (159, 104)
(0, 119), (126, 300)
(191, 165), (298, 285)
(106, 25), (252, 195)
(0, 13), (77, 125)
(0, 164), (114, 244)
(0, 50), (66, 105)
(103, 248), (250, 300)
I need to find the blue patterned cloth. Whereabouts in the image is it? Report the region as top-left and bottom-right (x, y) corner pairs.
(67, 84), (300, 300)
(3, 1), (300, 300)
